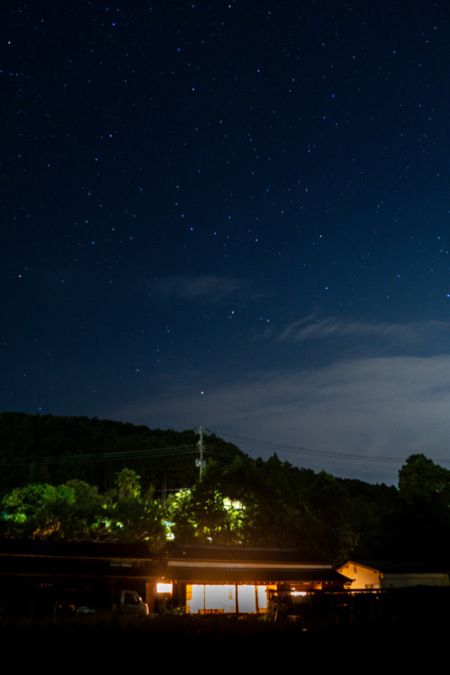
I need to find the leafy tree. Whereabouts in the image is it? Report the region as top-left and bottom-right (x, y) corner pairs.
(341, 479), (398, 559)
(2, 483), (80, 540)
(399, 454), (450, 507)
(1, 471), (164, 545)
(103, 470), (164, 545)
(60, 479), (104, 540)
(301, 471), (358, 561)
(394, 454), (450, 563)
(165, 472), (246, 545)
(115, 468), (141, 499)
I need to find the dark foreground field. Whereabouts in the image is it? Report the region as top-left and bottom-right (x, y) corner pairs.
(1, 603), (447, 667)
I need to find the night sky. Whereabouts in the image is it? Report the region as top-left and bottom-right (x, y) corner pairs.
(3, 1), (450, 484)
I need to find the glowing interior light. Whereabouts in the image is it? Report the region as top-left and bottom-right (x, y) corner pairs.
(157, 582), (173, 593)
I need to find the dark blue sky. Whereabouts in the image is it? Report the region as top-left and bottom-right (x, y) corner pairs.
(3, 1), (450, 483)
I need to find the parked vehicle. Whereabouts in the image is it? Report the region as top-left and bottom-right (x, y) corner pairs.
(71, 589), (149, 617)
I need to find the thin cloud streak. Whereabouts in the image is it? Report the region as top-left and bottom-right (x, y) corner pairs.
(115, 355), (450, 484)
(149, 275), (248, 302)
(277, 316), (450, 351)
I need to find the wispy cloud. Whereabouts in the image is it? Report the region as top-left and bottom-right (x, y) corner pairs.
(277, 316), (450, 351)
(113, 354), (450, 484)
(149, 275), (248, 302)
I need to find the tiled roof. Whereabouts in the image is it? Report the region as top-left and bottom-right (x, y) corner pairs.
(164, 565), (347, 584)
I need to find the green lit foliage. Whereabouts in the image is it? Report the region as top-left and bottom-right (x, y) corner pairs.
(165, 469), (246, 545)
(1, 481), (103, 540)
(188, 479), (245, 545)
(198, 454), (358, 561)
(164, 455), (317, 549)
(164, 489), (195, 541)
(1, 469), (164, 546)
(9, 412), (448, 562)
(114, 468), (141, 500)
(198, 454), (311, 549)
(57, 479), (104, 539)
(2, 483), (62, 539)
(102, 469), (165, 545)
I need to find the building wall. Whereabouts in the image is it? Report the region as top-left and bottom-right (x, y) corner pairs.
(338, 562), (381, 590)
(381, 573), (450, 588)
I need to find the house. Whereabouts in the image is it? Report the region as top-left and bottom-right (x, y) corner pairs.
(0, 539), (155, 617)
(338, 560), (450, 591)
(153, 544), (350, 615)
(0, 539), (350, 617)
(337, 561), (382, 590)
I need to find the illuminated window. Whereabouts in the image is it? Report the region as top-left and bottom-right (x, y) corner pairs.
(257, 585), (268, 610)
(186, 584), (268, 614)
(237, 585), (256, 612)
(157, 582), (173, 593)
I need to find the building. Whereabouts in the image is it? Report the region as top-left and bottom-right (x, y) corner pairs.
(337, 560), (450, 590)
(154, 544), (350, 615)
(0, 540), (350, 617)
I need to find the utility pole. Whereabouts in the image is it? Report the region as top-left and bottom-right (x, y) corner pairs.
(161, 473), (167, 506)
(195, 426), (207, 478)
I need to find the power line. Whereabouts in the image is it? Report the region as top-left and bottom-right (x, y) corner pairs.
(0, 444), (197, 466)
(219, 433), (412, 465)
(0, 439), (241, 468)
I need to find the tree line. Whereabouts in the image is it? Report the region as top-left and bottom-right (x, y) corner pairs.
(0, 413), (449, 564)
